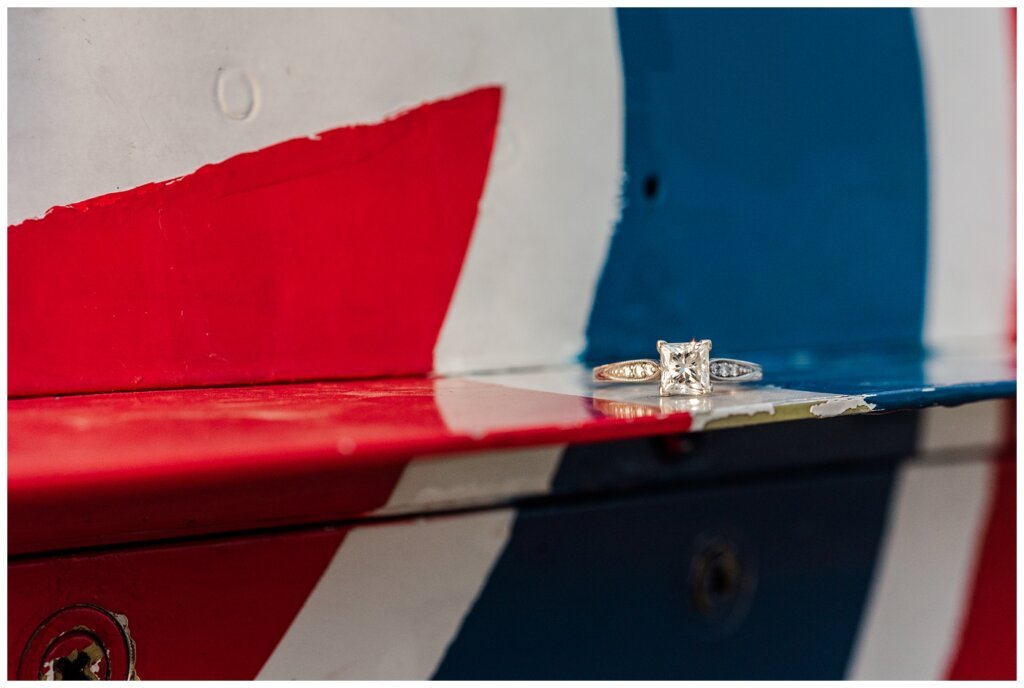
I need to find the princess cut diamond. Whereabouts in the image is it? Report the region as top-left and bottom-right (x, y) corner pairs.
(658, 339), (712, 396)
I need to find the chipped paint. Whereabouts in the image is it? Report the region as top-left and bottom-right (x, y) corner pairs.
(464, 366), (892, 432)
(690, 402), (778, 431)
(809, 396), (877, 418)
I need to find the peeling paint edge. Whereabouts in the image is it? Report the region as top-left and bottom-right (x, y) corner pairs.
(695, 396), (878, 431)
(809, 396), (877, 418)
(690, 403), (777, 431)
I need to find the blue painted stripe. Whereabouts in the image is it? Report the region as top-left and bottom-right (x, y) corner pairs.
(433, 461), (899, 679)
(585, 9), (928, 364)
(432, 380), (922, 679)
(432, 13), (938, 677)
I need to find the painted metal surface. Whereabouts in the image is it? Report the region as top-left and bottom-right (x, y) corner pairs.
(9, 88), (500, 397)
(6, 9), (1015, 397)
(8, 343), (1013, 555)
(8, 8), (625, 378)
(434, 471), (894, 679)
(916, 8), (1015, 346)
(7, 8), (1015, 680)
(8, 402), (1013, 679)
(589, 9), (927, 361)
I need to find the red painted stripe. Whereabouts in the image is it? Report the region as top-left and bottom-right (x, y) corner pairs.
(8, 527), (348, 680)
(8, 377), (692, 555)
(8, 87), (501, 397)
(944, 401), (1016, 679)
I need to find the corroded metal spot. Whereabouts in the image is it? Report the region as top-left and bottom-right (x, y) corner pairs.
(43, 629), (106, 680)
(19, 604), (139, 681)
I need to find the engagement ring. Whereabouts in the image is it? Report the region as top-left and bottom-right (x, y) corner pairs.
(592, 339), (762, 397)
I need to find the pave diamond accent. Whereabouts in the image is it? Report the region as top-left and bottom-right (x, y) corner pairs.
(658, 339), (712, 396)
(711, 362), (747, 378)
(709, 358), (762, 382)
(593, 359), (660, 382)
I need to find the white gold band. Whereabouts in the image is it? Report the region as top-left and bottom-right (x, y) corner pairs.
(592, 358), (762, 383)
(592, 339), (763, 397)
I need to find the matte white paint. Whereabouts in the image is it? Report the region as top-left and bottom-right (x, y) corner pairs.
(923, 338), (1016, 388)
(431, 13), (623, 375)
(918, 398), (1004, 455)
(9, 8), (624, 375)
(914, 9), (1014, 346)
(375, 445), (563, 517)
(257, 510), (515, 680)
(433, 370), (596, 437)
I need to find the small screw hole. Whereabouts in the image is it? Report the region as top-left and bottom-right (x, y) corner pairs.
(642, 174), (661, 202)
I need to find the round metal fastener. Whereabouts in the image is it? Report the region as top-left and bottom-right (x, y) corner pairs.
(19, 604), (138, 680)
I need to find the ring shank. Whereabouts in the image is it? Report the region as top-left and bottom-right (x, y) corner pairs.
(593, 358), (762, 384)
(592, 359), (660, 383)
(709, 358), (763, 383)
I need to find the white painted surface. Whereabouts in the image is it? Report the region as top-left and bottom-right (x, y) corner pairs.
(923, 338), (1016, 387)
(257, 509), (514, 680)
(433, 370), (596, 436)
(431, 13), (623, 375)
(375, 445), (563, 517)
(915, 9), (1014, 346)
(9, 8), (624, 375)
(12, 8), (1012, 369)
(919, 399), (1004, 455)
(456, 364), (860, 428)
(846, 456), (993, 679)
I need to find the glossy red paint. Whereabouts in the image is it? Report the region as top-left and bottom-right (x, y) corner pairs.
(8, 87), (500, 397)
(8, 376), (693, 555)
(8, 527), (347, 680)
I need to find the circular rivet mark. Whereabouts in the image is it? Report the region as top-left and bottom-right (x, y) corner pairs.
(216, 66), (258, 121)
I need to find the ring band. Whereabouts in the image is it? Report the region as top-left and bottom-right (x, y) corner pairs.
(592, 339), (762, 397)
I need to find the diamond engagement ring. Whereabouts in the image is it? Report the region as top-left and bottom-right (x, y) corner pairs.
(592, 339), (763, 397)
